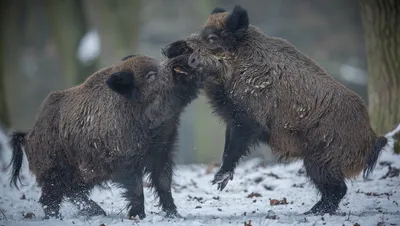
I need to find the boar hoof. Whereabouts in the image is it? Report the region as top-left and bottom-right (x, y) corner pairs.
(303, 200), (337, 215)
(164, 208), (181, 218)
(128, 209), (146, 220)
(212, 169), (234, 191)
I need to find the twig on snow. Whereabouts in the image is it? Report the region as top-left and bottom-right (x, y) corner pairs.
(346, 211), (351, 221)
(0, 209), (7, 220)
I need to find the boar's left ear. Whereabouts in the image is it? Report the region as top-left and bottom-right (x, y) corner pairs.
(106, 71), (139, 100)
(226, 5), (249, 39)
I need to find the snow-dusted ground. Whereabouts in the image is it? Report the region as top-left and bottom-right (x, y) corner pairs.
(0, 136), (399, 226)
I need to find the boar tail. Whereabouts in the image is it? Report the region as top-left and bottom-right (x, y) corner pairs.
(363, 123), (400, 180)
(8, 131), (27, 189)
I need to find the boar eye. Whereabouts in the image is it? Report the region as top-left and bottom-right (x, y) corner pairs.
(146, 71), (157, 82)
(207, 34), (218, 44)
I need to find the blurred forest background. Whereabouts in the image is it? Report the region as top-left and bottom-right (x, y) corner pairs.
(0, 0), (399, 165)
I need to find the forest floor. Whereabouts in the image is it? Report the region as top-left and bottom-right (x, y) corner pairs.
(1, 135), (400, 226)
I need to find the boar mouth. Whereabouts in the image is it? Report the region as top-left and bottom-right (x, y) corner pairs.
(173, 66), (188, 75)
(172, 63), (193, 77)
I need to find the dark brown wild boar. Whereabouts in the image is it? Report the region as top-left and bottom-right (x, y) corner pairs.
(8, 54), (202, 219)
(162, 6), (400, 215)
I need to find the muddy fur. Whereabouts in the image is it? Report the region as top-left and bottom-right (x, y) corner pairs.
(8, 54), (202, 219)
(163, 5), (400, 215)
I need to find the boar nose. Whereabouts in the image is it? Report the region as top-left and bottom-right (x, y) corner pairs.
(188, 49), (200, 69)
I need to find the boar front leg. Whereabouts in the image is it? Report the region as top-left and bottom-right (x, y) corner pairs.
(148, 142), (178, 218)
(114, 166), (146, 219)
(212, 123), (257, 191)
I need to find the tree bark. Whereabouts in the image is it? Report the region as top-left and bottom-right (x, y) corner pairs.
(359, 0), (400, 153)
(0, 22), (9, 128)
(44, 0), (96, 87)
(0, 0), (21, 129)
(83, 0), (142, 67)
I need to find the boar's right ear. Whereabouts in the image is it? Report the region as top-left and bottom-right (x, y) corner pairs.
(226, 5), (249, 39)
(211, 7), (226, 14)
(106, 71), (139, 100)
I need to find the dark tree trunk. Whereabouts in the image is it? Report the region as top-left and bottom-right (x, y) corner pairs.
(359, 0), (400, 153)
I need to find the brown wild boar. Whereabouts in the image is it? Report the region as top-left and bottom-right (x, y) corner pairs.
(162, 5), (400, 215)
(8, 54), (202, 219)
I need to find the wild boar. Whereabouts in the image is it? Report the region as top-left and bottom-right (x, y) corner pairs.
(162, 5), (400, 215)
(8, 54), (202, 219)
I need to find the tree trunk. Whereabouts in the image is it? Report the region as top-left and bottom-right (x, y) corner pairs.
(83, 0), (142, 67)
(0, 0), (21, 129)
(0, 24), (9, 128)
(44, 0), (96, 87)
(359, 0), (400, 153)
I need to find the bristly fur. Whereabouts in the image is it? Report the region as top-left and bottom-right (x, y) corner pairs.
(363, 123), (400, 179)
(8, 131), (27, 189)
(363, 136), (387, 179)
(7, 54), (203, 220)
(163, 4), (400, 216)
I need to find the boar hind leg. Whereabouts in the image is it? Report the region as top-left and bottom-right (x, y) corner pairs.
(68, 185), (106, 217)
(114, 169), (145, 219)
(303, 157), (347, 215)
(38, 170), (65, 219)
(148, 148), (178, 218)
(213, 124), (257, 191)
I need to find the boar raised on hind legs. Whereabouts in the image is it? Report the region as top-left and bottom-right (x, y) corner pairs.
(8, 54), (202, 220)
(163, 5), (400, 215)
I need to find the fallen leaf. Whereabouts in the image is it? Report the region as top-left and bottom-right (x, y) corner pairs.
(244, 220), (252, 226)
(247, 192), (262, 198)
(23, 212), (35, 219)
(269, 198), (288, 206)
(195, 206), (202, 209)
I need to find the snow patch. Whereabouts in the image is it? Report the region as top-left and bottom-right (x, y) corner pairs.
(339, 64), (367, 86)
(1, 146), (400, 225)
(77, 30), (101, 64)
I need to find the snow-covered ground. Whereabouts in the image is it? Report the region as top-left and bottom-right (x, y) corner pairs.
(0, 135), (399, 226)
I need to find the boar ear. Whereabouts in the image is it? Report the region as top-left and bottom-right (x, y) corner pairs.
(106, 71), (139, 100)
(121, 55), (136, 61)
(226, 5), (249, 38)
(211, 7), (226, 14)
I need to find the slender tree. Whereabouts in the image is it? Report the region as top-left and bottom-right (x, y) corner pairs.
(359, 0), (400, 153)
(0, 0), (21, 129)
